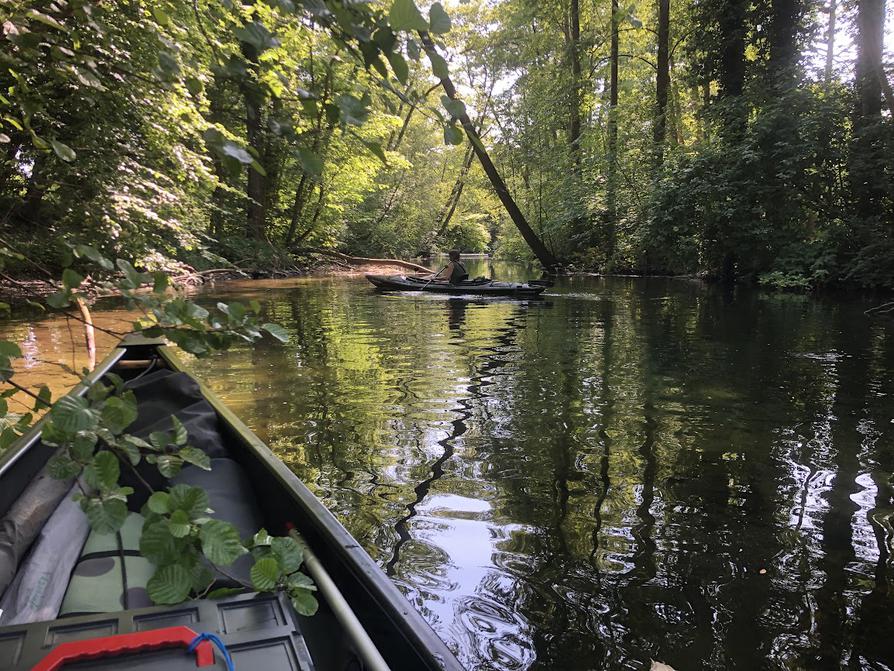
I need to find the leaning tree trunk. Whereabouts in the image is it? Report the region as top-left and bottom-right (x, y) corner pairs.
(419, 32), (560, 269)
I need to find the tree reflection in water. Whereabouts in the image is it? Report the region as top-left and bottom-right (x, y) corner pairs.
(13, 263), (892, 670)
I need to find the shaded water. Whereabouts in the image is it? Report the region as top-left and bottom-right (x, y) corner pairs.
(7, 261), (894, 670)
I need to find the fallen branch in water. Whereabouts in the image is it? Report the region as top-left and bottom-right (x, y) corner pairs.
(295, 248), (432, 273)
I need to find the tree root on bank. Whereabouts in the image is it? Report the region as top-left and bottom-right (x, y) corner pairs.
(295, 248), (432, 273)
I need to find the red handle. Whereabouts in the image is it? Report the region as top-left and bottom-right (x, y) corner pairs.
(33, 625), (215, 670)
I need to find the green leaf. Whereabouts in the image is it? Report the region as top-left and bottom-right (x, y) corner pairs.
(389, 0), (429, 32)
(85, 451), (120, 490)
(407, 38), (420, 61)
(335, 94), (369, 126)
(287, 572), (317, 591)
(155, 454), (183, 478)
(440, 95), (466, 119)
(27, 9), (67, 31)
(185, 77), (203, 97)
(362, 141), (387, 165)
(152, 7), (171, 26)
(252, 528), (272, 547)
(148, 431), (170, 451)
(50, 395), (95, 432)
(444, 124), (464, 145)
(250, 160), (267, 176)
(0, 341), (22, 358)
(200, 519), (246, 566)
(147, 491), (171, 514)
(207, 587), (244, 600)
(168, 509), (191, 538)
(178, 446), (211, 470)
(46, 290), (71, 309)
(147, 564), (192, 605)
(220, 141), (254, 164)
(171, 416), (188, 445)
(51, 139), (76, 162)
(123, 434), (152, 451)
(169, 484), (210, 518)
(0, 355), (12, 382)
(271, 536), (304, 573)
(261, 323), (289, 343)
(153, 272), (169, 294)
(74, 245), (114, 270)
(190, 563), (214, 592)
(82, 497), (128, 534)
(289, 588), (319, 616)
(388, 52), (409, 85)
(116, 259), (143, 287)
(140, 520), (181, 564)
(71, 432), (97, 461)
(32, 384), (51, 411)
(429, 3), (451, 33)
(234, 21), (279, 53)
(297, 149), (323, 177)
(47, 451), (82, 479)
(101, 394), (137, 434)
(250, 556), (281, 591)
(0, 427), (19, 451)
(428, 50), (449, 80)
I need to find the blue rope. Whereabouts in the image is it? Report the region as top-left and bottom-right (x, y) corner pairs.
(188, 632), (235, 671)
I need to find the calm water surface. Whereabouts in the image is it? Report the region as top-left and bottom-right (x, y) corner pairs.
(8, 261), (894, 670)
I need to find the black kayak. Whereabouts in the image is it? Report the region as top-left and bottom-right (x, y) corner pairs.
(366, 273), (547, 296)
(0, 337), (462, 671)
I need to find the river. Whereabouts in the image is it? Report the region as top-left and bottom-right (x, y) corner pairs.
(4, 260), (894, 670)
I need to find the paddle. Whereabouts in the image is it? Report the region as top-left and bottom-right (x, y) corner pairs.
(420, 264), (448, 290)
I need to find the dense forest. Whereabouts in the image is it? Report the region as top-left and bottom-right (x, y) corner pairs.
(0, 0), (892, 288)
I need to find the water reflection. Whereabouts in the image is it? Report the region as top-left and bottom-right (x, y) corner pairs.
(4, 264), (894, 670)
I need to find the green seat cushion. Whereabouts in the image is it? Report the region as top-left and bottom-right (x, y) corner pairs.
(58, 512), (156, 616)
(59, 556), (155, 615)
(80, 512), (144, 554)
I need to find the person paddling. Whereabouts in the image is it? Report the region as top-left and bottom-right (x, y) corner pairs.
(430, 250), (468, 284)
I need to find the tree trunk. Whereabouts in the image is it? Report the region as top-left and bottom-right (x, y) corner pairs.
(769, 0), (800, 86)
(419, 32), (560, 269)
(569, 0), (582, 173)
(240, 40), (266, 241)
(850, 0), (886, 217)
(718, 0), (746, 98)
(654, 0), (670, 163)
(855, 0), (884, 121)
(824, 0), (837, 86)
(605, 0), (619, 259)
(388, 85), (438, 152)
(434, 144), (476, 237)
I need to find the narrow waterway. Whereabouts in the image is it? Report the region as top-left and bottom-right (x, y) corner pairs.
(4, 261), (894, 670)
